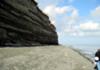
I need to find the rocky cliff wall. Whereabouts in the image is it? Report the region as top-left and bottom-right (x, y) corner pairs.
(0, 0), (58, 46)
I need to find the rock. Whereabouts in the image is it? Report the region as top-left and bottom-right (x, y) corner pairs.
(0, 46), (94, 70)
(0, 0), (58, 46)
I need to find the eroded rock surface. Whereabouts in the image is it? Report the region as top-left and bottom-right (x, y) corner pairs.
(0, 46), (94, 70)
(0, 0), (58, 46)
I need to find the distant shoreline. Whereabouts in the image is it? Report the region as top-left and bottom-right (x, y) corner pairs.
(69, 47), (94, 64)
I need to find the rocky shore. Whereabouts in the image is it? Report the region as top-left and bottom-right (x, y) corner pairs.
(0, 46), (94, 70)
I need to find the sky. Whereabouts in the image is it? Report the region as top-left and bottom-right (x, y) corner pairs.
(35, 0), (100, 45)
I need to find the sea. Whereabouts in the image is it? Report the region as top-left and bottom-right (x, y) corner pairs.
(71, 45), (100, 60)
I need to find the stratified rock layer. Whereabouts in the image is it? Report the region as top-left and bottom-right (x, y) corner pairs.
(0, 0), (58, 46)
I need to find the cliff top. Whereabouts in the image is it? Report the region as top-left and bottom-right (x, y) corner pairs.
(0, 46), (94, 70)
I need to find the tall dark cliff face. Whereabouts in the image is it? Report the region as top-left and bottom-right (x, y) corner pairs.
(0, 0), (58, 46)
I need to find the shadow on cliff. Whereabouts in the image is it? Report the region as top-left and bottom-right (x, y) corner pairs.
(0, 0), (58, 47)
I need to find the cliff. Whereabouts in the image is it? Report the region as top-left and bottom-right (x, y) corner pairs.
(0, 0), (58, 46)
(0, 46), (94, 70)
